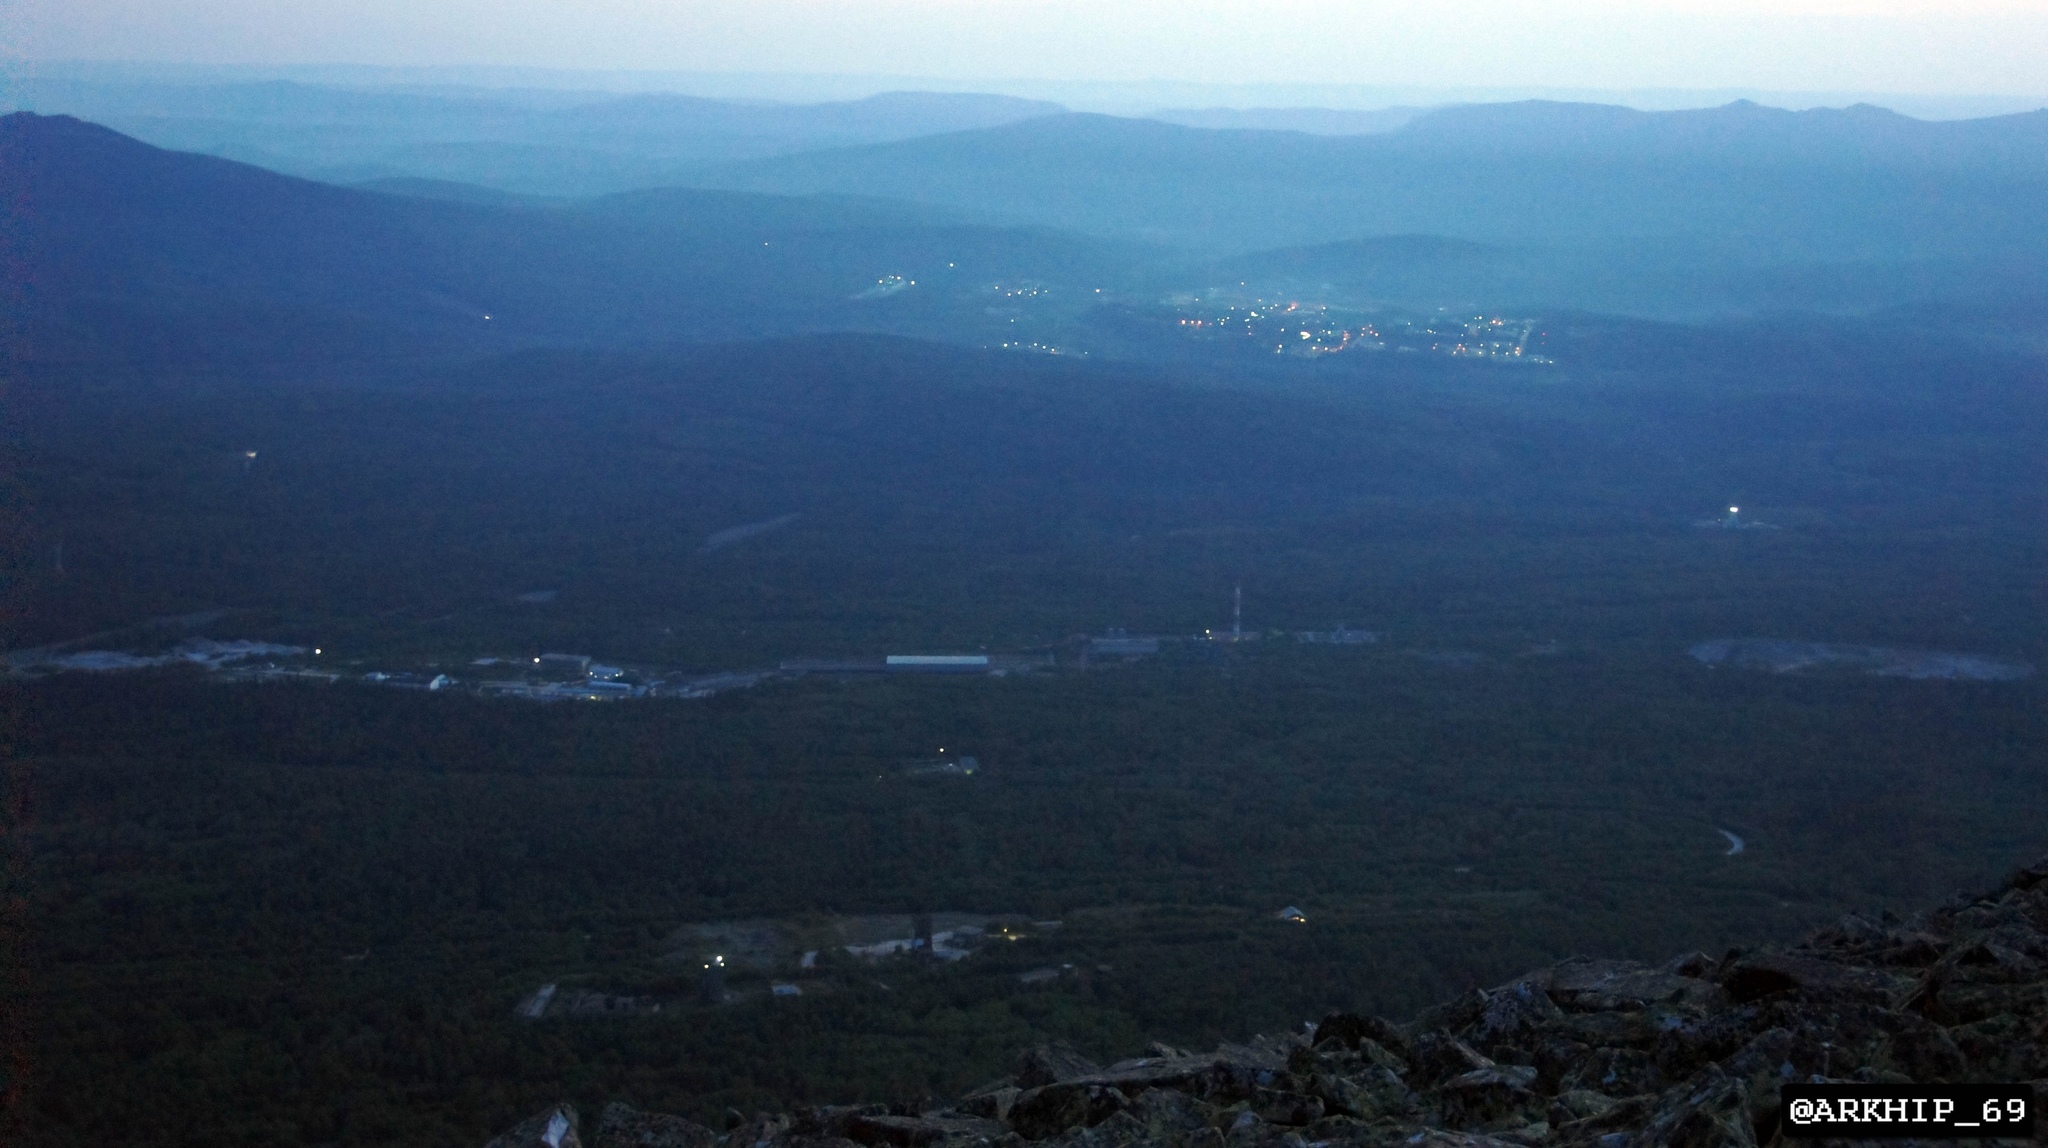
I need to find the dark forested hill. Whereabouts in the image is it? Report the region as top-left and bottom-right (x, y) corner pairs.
(0, 113), (1143, 363)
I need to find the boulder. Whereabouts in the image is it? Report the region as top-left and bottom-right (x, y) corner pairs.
(1719, 951), (1911, 1006)
(1017, 1045), (1104, 1089)
(1403, 1132), (1535, 1148)
(1433, 1065), (1540, 1130)
(728, 1114), (793, 1148)
(1246, 1088), (1322, 1127)
(1007, 1084), (1129, 1140)
(1560, 1045), (1662, 1097)
(1866, 1010), (1969, 1082)
(1311, 1012), (1411, 1057)
(1548, 1088), (1620, 1125)
(844, 1113), (1008, 1147)
(1556, 1008), (1674, 1050)
(1540, 959), (1725, 1014)
(1552, 1093), (1657, 1144)
(1110, 1088), (1210, 1141)
(1219, 1110), (1264, 1148)
(955, 1087), (1022, 1123)
(1407, 1033), (1497, 1090)
(1054, 1110), (1151, 1148)
(1304, 1068), (1409, 1121)
(594, 1103), (717, 1148)
(488, 1104), (582, 1148)
(1634, 1066), (1754, 1148)
(1412, 989), (1493, 1038)
(1083, 1054), (1233, 1095)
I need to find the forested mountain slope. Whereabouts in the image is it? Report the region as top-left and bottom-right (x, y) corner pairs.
(0, 113), (1138, 362)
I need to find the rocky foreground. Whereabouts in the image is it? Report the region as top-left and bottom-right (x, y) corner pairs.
(488, 859), (2048, 1148)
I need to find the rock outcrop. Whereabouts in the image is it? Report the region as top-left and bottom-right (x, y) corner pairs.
(491, 857), (2048, 1148)
(487, 1103), (583, 1148)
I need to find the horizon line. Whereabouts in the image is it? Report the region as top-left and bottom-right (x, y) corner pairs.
(8, 57), (2045, 119)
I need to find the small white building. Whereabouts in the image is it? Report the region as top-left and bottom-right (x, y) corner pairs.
(886, 655), (991, 674)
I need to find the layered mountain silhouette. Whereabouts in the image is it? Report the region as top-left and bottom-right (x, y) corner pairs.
(691, 102), (2048, 260)
(1396, 99), (2048, 169)
(12, 100), (2048, 364)
(1146, 106), (1424, 135)
(4, 80), (1067, 194)
(0, 113), (1138, 362)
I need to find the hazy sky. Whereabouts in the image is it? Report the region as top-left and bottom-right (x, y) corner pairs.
(12, 0), (2048, 96)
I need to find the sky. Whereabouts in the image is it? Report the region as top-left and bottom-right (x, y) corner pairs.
(9, 0), (2048, 97)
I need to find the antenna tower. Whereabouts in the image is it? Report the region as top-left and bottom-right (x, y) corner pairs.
(1233, 585), (1242, 641)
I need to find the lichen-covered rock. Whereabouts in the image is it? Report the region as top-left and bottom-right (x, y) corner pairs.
(1478, 980), (1566, 1044)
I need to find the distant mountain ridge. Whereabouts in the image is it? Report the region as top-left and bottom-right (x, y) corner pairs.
(3, 78), (1067, 195)
(1147, 106), (1424, 135)
(1395, 98), (2048, 169)
(692, 102), (2048, 259)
